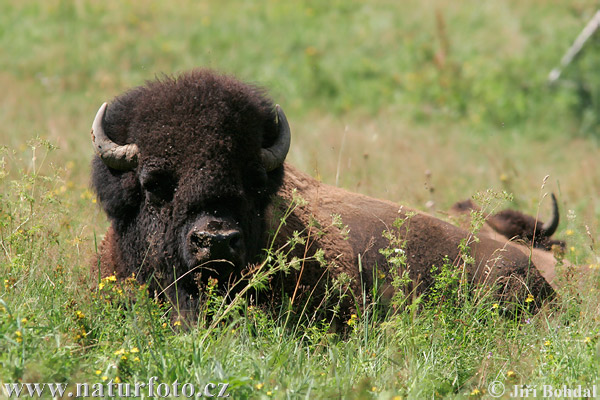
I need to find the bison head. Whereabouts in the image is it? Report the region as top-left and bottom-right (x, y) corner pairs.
(91, 70), (290, 294)
(485, 193), (562, 251)
(450, 193), (564, 251)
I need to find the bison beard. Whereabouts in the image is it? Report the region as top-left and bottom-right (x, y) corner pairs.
(91, 69), (554, 323)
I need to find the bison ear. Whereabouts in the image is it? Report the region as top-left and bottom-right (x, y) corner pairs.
(91, 157), (142, 222)
(90, 92), (144, 221)
(260, 105), (291, 172)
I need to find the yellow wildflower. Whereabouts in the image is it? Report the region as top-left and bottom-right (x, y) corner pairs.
(114, 349), (126, 355)
(174, 320), (182, 327)
(492, 303), (499, 309)
(114, 377), (121, 383)
(95, 370), (102, 375)
(81, 189), (92, 199)
(507, 370), (516, 378)
(565, 229), (574, 236)
(255, 383), (264, 390)
(130, 347), (139, 353)
(470, 388), (481, 396)
(544, 340), (551, 347)
(75, 310), (85, 319)
(346, 314), (358, 326)
(102, 376), (108, 382)
(525, 294), (534, 303)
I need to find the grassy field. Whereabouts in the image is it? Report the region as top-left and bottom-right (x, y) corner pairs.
(1, 0), (600, 398)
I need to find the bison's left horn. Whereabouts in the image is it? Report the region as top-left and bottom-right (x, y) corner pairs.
(91, 102), (139, 171)
(261, 104), (291, 171)
(541, 193), (559, 236)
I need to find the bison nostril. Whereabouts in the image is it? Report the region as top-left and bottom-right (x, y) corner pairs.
(188, 229), (244, 262)
(227, 232), (242, 251)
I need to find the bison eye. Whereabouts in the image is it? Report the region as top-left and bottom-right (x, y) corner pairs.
(140, 170), (176, 204)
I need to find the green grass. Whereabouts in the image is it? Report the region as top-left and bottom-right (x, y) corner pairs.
(2, 0), (600, 398)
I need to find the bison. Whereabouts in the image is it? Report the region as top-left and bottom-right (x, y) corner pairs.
(449, 194), (565, 252)
(448, 195), (567, 288)
(91, 69), (553, 322)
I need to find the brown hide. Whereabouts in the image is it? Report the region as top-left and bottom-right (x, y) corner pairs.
(266, 165), (553, 311)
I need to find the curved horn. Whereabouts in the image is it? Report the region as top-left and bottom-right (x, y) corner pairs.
(541, 193), (559, 236)
(91, 102), (139, 171)
(260, 104), (291, 172)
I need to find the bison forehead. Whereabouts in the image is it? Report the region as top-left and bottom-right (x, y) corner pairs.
(127, 70), (273, 142)
(175, 161), (245, 200)
(137, 127), (258, 168)
(99, 69), (283, 179)
(131, 108), (264, 166)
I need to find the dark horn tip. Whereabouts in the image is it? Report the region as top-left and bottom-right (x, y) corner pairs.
(541, 192), (560, 237)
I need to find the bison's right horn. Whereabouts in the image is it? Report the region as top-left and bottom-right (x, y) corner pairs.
(91, 102), (139, 171)
(541, 193), (559, 236)
(260, 104), (291, 171)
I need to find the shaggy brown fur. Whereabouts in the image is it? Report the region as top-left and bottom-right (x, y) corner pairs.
(265, 166), (553, 313)
(92, 69), (554, 322)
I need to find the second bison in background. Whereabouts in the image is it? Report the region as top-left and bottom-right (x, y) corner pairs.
(90, 69), (554, 321)
(449, 194), (565, 252)
(448, 194), (567, 288)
